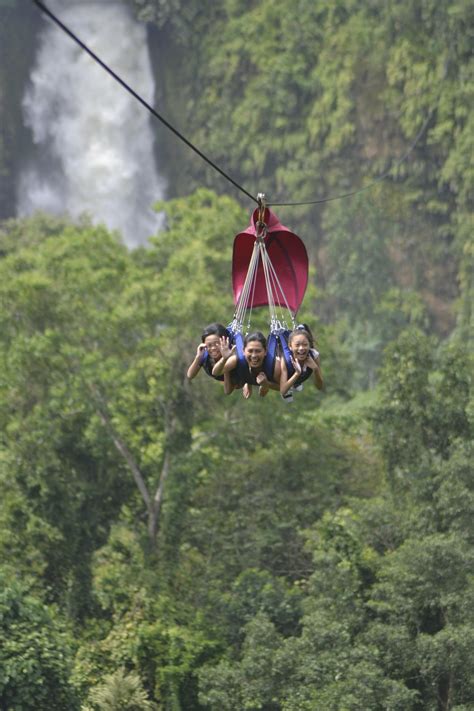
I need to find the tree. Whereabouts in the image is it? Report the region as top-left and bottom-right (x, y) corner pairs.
(196, 322), (473, 709)
(0, 191), (244, 567)
(83, 669), (156, 711)
(0, 571), (78, 710)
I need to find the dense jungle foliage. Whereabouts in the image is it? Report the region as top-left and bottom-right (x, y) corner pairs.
(0, 0), (473, 709)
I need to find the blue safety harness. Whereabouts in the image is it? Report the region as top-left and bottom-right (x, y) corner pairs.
(278, 328), (318, 387)
(200, 352), (224, 381)
(228, 329), (278, 387)
(274, 328), (293, 376)
(200, 327), (233, 382)
(270, 327), (314, 386)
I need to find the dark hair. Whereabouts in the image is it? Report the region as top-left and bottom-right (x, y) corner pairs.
(201, 323), (228, 341)
(244, 331), (267, 349)
(289, 323), (314, 348)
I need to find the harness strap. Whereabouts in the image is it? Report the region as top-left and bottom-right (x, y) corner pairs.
(263, 332), (278, 381)
(277, 329), (295, 378)
(228, 329), (278, 386)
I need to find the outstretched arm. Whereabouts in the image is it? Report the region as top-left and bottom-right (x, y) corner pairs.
(223, 354), (238, 374)
(223, 370), (234, 395)
(187, 343), (206, 380)
(222, 354), (238, 395)
(306, 353), (324, 390)
(280, 357), (302, 396)
(314, 359), (323, 390)
(212, 336), (236, 377)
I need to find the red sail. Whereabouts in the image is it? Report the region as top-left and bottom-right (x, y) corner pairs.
(232, 207), (308, 313)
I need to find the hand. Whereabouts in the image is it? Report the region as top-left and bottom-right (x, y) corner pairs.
(219, 336), (235, 360)
(196, 343), (206, 357)
(291, 357), (302, 375)
(256, 372), (268, 386)
(305, 354), (318, 370)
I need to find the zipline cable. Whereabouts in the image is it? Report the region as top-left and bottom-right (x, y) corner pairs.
(32, 0), (258, 205)
(32, 0), (433, 210)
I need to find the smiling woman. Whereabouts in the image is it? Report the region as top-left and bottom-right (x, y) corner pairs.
(279, 324), (323, 398)
(186, 322), (232, 383)
(222, 331), (281, 399)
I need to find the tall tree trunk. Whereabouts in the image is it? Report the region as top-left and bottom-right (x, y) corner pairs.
(89, 383), (173, 546)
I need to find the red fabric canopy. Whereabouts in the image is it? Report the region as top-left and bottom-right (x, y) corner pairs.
(232, 207), (308, 313)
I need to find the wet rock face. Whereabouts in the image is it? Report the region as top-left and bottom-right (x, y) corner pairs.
(0, 2), (39, 220)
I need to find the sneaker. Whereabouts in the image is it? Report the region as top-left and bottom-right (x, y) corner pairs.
(281, 392), (294, 403)
(294, 384), (303, 392)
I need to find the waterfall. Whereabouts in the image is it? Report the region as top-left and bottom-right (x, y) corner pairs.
(17, 0), (166, 248)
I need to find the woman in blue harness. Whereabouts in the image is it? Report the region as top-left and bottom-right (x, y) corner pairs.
(280, 325), (323, 399)
(187, 323), (233, 382)
(222, 331), (281, 398)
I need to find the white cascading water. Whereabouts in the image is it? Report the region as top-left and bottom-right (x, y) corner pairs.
(17, 0), (165, 248)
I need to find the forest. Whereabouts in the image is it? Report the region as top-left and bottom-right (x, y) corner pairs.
(0, 0), (473, 709)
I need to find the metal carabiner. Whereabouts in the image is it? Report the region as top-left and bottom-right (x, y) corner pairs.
(256, 192), (267, 242)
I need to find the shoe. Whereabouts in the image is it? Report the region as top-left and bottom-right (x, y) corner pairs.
(294, 384), (303, 392)
(281, 392), (294, 403)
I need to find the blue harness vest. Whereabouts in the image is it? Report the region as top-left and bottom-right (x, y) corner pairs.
(292, 364), (315, 388)
(200, 352), (224, 381)
(229, 331), (277, 387)
(278, 330), (318, 387)
(200, 327), (233, 382)
(275, 329), (293, 375)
